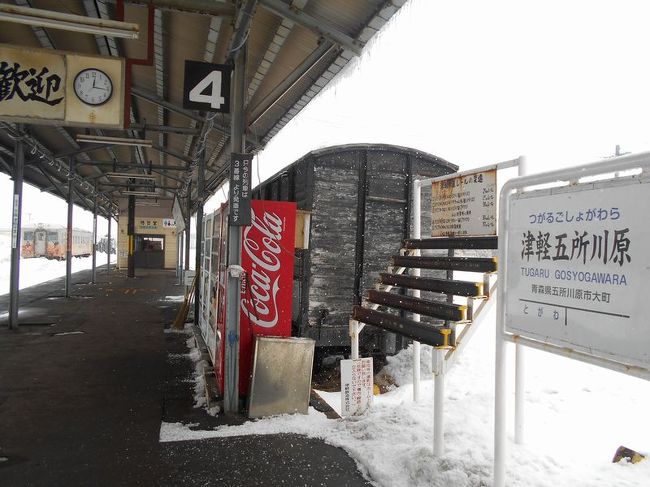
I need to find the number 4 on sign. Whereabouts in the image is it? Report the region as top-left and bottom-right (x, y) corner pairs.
(189, 71), (225, 110)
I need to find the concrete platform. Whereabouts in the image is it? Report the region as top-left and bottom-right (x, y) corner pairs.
(0, 266), (371, 487)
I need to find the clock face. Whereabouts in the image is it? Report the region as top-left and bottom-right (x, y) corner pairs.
(73, 69), (113, 106)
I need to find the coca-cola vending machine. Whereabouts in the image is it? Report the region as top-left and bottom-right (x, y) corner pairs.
(214, 200), (296, 396)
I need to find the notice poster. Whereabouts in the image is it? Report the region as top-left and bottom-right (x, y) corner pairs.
(340, 357), (374, 416)
(239, 200), (296, 394)
(431, 168), (497, 237)
(505, 177), (650, 368)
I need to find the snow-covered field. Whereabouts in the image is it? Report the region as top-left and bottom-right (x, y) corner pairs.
(162, 303), (650, 487)
(0, 234), (116, 296)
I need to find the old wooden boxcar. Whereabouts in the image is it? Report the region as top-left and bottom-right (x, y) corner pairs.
(251, 144), (457, 356)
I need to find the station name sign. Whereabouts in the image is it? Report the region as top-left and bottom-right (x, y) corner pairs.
(0, 44), (124, 128)
(431, 167), (496, 237)
(505, 176), (650, 368)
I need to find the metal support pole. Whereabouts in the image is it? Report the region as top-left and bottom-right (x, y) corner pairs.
(8, 126), (24, 330)
(433, 349), (445, 456)
(65, 157), (74, 298)
(177, 232), (184, 285)
(224, 42), (247, 414)
(107, 214), (112, 275)
(91, 192), (97, 283)
(194, 152), (205, 327)
(185, 187), (191, 271)
(127, 195), (135, 278)
(514, 155), (527, 445)
(411, 179), (421, 402)
(495, 155), (525, 486)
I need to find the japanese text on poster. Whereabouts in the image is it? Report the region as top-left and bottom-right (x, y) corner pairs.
(340, 357), (373, 416)
(228, 153), (252, 226)
(431, 168), (497, 237)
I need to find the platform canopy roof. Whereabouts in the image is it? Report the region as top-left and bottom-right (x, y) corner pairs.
(0, 0), (406, 219)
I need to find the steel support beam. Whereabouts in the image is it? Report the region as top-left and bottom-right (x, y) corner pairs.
(115, 0), (235, 16)
(92, 191), (97, 283)
(127, 195), (135, 278)
(77, 160), (187, 171)
(152, 143), (194, 164)
(107, 215), (112, 275)
(248, 40), (336, 124)
(53, 143), (115, 160)
(127, 123), (202, 135)
(194, 151), (205, 327)
(131, 86), (204, 123)
(258, 0), (363, 56)
(65, 157), (74, 298)
(8, 127), (24, 330)
(99, 182), (177, 190)
(224, 41), (247, 414)
(184, 186), (191, 271)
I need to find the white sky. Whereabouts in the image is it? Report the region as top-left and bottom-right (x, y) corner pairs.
(4, 0), (650, 227)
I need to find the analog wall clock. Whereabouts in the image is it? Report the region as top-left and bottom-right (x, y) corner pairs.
(73, 68), (113, 106)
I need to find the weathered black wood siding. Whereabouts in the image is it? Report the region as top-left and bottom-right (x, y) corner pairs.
(251, 144), (457, 350)
(305, 150), (359, 346)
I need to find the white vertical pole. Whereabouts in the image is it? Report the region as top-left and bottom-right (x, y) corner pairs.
(350, 320), (359, 360)
(494, 206), (508, 487)
(411, 179), (421, 402)
(514, 156), (527, 445)
(433, 349), (445, 456)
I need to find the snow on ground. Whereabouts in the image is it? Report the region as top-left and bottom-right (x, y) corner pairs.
(161, 303), (650, 487)
(0, 234), (116, 296)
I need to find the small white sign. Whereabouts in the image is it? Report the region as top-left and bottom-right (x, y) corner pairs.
(505, 176), (650, 368)
(340, 357), (373, 416)
(162, 218), (175, 228)
(431, 168), (497, 237)
(11, 194), (19, 249)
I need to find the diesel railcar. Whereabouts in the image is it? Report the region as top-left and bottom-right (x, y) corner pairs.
(20, 224), (93, 260)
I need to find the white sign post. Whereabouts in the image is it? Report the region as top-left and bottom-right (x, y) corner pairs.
(494, 152), (650, 487)
(340, 357), (373, 417)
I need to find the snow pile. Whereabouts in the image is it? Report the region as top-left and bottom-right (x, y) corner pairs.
(0, 241), (117, 296)
(159, 303), (650, 486)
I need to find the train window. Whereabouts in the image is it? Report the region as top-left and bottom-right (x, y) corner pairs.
(24, 231), (34, 241)
(48, 231), (58, 242)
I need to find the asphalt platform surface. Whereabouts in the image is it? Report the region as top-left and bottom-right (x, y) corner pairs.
(0, 266), (371, 487)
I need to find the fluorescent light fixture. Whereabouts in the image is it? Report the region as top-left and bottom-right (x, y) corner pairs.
(0, 4), (139, 39)
(136, 202), (160, 207)
(76, 134), (153, 148)
(107, 172), (157, 181)
(121, 191), (160, 197)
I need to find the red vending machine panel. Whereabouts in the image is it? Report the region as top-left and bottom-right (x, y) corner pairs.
(239, 200), (296, 394)
(214, 200), (296, 397)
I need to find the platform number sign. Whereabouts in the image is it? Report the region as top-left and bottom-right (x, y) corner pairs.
(183, 61), (231, 113)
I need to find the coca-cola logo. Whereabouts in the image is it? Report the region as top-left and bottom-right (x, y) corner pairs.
(241, 208), (285, 328)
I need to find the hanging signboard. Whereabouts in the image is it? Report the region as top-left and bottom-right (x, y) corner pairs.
(228, 153), (252, 226)
(0, 44), (125, 128)
(431, 167), (497, 237)
(238, 200), (296, 395)
(183, 60), (231, 113)
(172, 196), (185, 233)
(504, 175), (650, 369)
(340, 357), (374, 416)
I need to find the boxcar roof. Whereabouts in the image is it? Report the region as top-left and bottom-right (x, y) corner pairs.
(258, 143), (458, 188)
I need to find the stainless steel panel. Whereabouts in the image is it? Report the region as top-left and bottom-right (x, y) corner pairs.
(248, 336), (315, 418)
